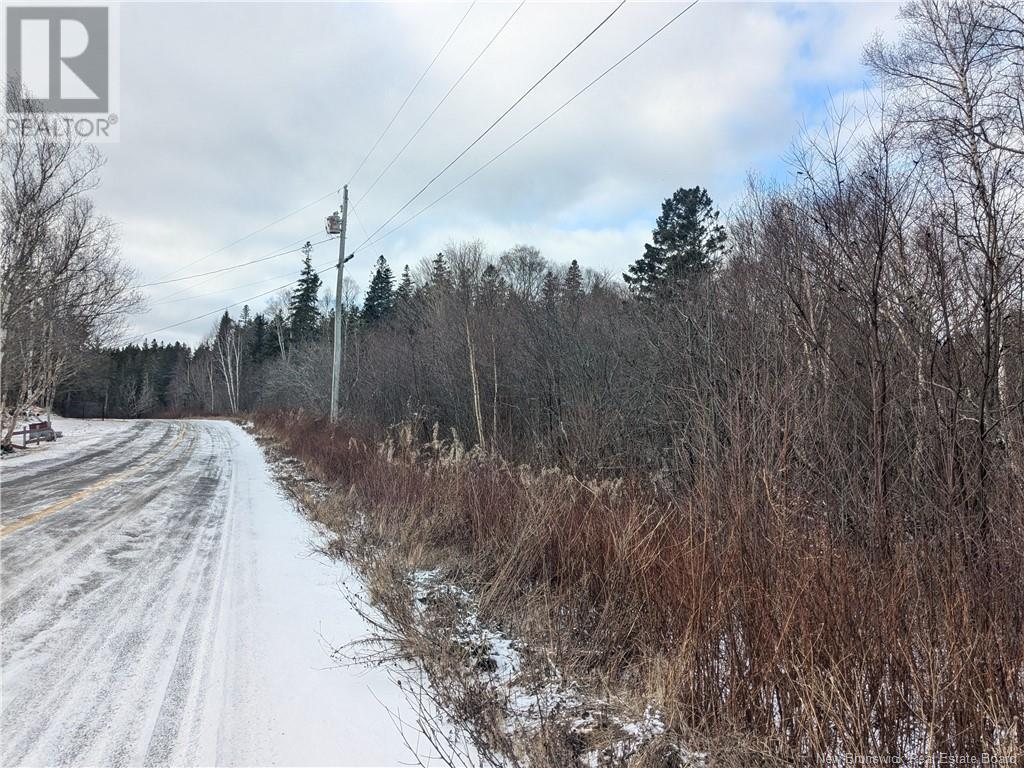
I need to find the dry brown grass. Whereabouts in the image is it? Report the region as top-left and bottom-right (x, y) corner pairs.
(254, 410), (1024, 766)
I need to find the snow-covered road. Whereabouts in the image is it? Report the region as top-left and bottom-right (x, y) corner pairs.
(0, 419), (423, 767)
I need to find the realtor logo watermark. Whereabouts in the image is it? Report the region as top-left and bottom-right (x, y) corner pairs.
(2, 2), (120, 141)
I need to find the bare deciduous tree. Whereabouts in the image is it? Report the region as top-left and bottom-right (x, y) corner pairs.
(1, 90), (140, 446)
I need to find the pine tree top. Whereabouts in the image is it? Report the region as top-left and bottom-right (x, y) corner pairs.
(288, 252), (323, 342)
(362, 255), (395, 324)
(625, 186), (726, 301)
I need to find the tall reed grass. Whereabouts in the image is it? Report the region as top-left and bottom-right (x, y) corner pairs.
(255, 410), (1023, 763)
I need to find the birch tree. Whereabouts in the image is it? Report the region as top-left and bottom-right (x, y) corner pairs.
(1, 91), (139, 446)
(213, 312), (243, 414)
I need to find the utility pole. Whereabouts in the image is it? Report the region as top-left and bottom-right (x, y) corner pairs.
(329, 185), (349, 423)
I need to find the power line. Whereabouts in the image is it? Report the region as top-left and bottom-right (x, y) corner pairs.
(141, 5), (475, 289)
(151, 191), (337, 282)
(128, 254), (341, 342)
(148, 242), (330, 308)
(132, 0), (698, 342)
(346, 1), (476, 189)
(139, 234), (327, 288)
(150, 272), (286, 307)
(351, 206), (372, 242)
(350, 0), (627, 255)
(353, 0), (526, 210)
(147, 232), (317, 304)
(360, 0), (701, 254)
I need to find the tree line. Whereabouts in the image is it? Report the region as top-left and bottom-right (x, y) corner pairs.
(12, 0), (1021, 756)
(57, 0), (1024, 552)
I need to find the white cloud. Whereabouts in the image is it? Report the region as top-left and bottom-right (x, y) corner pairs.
(96, 1), (903, 344)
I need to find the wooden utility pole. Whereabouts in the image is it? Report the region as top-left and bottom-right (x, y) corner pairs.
(330, 185), (349, 423)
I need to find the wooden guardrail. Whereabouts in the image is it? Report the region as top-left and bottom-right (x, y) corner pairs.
(10, 421), (61, 447)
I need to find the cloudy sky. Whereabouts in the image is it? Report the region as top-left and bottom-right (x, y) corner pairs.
(99, 1), (904, 346)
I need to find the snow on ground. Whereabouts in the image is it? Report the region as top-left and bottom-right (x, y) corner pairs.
(1, 416), (131, 469)
(202, 423), (421, 766)
(1, 418), (454, 766)
(409, 569), (707, 767)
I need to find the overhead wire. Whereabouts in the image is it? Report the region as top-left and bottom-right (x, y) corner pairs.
(358, 0), (702, 253)
(349, 0), (627, 255)
(132, 0), (700, 342)
(149, 246), (329, 308)
(147, 231), (319, 304)
(345, 1), (477, 188)
(150, 191), (336, 282)
(352, 0), (526, 210)
(136, 3), (477, 299)
(138, 234), (328, 288)
(128, 254), (341, 341)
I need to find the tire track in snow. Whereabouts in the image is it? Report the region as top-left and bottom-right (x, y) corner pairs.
(0, 421), (151, 488)
(0, 421), (170, 513)
(0, 418), (437, 767)
(0, 424), (199, 634)
(0, 422), (228, 765)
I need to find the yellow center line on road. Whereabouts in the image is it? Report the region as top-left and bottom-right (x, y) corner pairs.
(0, 424), (189, 539)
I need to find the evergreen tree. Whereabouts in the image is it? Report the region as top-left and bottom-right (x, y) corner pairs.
(563, 259), (583, 302)
(155, 342), (179, 407)
(394, 265), (415, 305)
(428, 252), (452, 293)
(289, 245), (322, 342)
(249, 312), (271, 363)
(216, 311), (233, 339)
(542, 270), (560, 309)
(478, 263), (505, 309)
(624, 186), (727, 301)
(362, 255), (395, 324)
